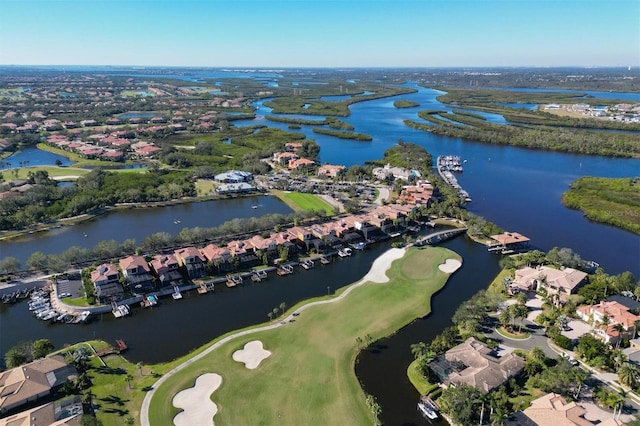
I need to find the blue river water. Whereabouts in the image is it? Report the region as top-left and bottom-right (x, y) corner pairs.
(0, 70), (638, 425)
(238, 82), (639, 276)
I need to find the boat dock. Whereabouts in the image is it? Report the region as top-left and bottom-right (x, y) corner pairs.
(276, 264), (294, 276)
(300, 259), (314, 270)
(197, 280), (216, 294)
(226, 274), (243, 287)
(437, 155), (471, 202)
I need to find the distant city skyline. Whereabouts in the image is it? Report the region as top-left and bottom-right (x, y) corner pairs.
(1, 0), (638, 68)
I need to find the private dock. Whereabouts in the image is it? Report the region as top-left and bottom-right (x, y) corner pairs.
(300, 259), (314, 270)
(276, 264), (294, 275)
(226, 274), (243, 287)
(320, 256), (330, 265)
(197, 280), (216, 294)
(437, 155), (471, 202)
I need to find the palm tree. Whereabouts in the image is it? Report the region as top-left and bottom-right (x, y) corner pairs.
(410, 342), (428, 360)
(279, 302), (287, 317)
(511, 304), (529, 333)
(618, 362), (639, 389)
(125, 373), (134, 389)
(498, 308), (512, 330)
(528, 347), (546, 363)
(612, 323), (626, 349)
(268, 312), (274, 321)
(556, 315), (569, 332)
(136, 361), (143, 376)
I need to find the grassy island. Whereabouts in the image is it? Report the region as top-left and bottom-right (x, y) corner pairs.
(393, 99), (419, 108)
(562, 176), (640, 235)
(146, 246), (458, 425)
(312, 127), (373, 141)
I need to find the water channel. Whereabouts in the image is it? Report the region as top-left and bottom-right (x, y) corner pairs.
(0, 72), (638, 424)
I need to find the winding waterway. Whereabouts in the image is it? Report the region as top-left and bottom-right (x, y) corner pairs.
(1, 71), (638, 425)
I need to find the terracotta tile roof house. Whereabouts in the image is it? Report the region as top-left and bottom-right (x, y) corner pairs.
(174, 246), (207, 278)
(511, 266), (587, 296)
(521, 393), (623, 426)
(245, 234), (278, 253)
(288, 158), (315, 171)
(431, 337), (524, 394)
(90, 263), (124, 302)
(272, 151), (298, 165)
(0, 399), (82, 426)
(0, 355), (77, 414)
(577, 300), (640, 344)
(200, 244), (232, 263)
(119, 255), (154, 292)
(399, 180), (434, 205)
(490, 232), (530, 247)
(149, 254), (183, 288)
(317, 164), (345, 179)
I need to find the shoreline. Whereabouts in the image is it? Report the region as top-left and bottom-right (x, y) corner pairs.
(142, 246), (458, 425)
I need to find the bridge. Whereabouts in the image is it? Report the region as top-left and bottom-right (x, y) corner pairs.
(414, 227), (467, 247)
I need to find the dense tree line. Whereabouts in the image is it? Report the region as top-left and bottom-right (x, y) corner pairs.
(562, 177), (640, 235)
(0, 169), (195, 231)
(1, 210), (328, 274)
(404, 116), (640, 158)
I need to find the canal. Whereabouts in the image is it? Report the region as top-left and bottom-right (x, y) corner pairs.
(0, 70), (638, 424)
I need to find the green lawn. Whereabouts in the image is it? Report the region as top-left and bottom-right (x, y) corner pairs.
(147, 246), (458, 425)
(272, 190), (335, 215)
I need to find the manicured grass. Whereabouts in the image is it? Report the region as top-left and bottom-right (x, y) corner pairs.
(497, 326), (531, 339)
(487, 268), (513, 295)
(148, 246), (458, 425)
(272, 190), (335, 215)
(1, 165), (90, 180)
(62, 296), (91, 307)
(407, 359), (439, 395)
(195, 179), (217, 196)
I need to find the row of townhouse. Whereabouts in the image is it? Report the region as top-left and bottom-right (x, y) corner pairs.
(88, 204), (419, 303)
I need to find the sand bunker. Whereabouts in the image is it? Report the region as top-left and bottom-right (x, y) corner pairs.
(232, 340), (272, 369)
(173, 373), (222, 426)
(438, 258), (462, 273)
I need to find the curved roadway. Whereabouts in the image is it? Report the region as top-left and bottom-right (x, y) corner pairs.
(140, 247), (408, 426)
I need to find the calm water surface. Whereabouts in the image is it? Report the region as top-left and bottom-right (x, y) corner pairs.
(1, 72), (639, 425)
(0, 148), (74, 170)
(0, 196), (292, 264)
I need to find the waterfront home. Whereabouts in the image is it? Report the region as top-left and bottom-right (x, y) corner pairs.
(288, 158), (315, 173)
(119, 255), (155, 293)
(516, 392), (624, 426)
(510, 265), (587, 301)
(174, 246), (207, 279)
(429, 337), (524, 394)
(90, 263), (124, 303)
(200, 244), (233, 273)
(398, 180), (434, 205)
(273, 151), (298, 166)
(372, 164), (413, 181)
(246, 234), (279, 261)
(0, 355), (77, 415)
(0, 398), (82, 426)
(576, 300), (640, 345)
(489, 231), (530, 253)
(150, 253), (184, 288)
(317, 164), (345, 179)
(214, 170), (253, 184)
(309, 222), (343, 248)
(226, 239), (257, 265)
(287, 226), (318, 251)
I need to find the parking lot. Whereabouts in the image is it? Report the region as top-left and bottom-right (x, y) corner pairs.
(54, 272), (84, 299)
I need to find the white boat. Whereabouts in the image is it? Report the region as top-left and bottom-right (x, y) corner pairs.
(78, 311), (91, 322)
(172, 290), (183, 300)
(338, 247), (353, 257)
(418, 402), (438, 420)
(301, 259), (314, 269)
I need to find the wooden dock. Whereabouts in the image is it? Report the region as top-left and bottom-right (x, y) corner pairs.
(197, 280), (215, 294)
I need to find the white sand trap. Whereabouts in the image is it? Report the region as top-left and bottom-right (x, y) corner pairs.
(438, 258), (462, 273)
(232, 340), (271, 369)
(360, 247), (406, 283)
(173, 373), (222, 426)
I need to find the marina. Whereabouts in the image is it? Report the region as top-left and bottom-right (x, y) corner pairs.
(436, 156), (471, 202)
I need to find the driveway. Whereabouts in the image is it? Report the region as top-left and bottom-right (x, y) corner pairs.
(562, 319), (592, 341)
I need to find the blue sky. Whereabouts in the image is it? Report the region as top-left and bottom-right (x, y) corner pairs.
(1, 0), (638, 67)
